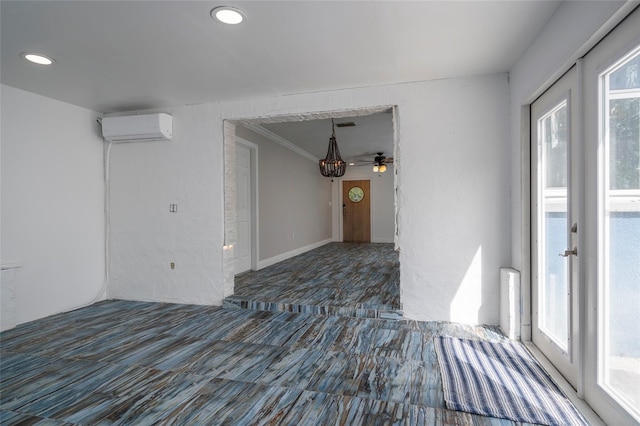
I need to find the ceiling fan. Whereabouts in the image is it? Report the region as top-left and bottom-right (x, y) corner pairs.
(352, 152), (394, 172)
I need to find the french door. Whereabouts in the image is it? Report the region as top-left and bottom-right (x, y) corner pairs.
(532, 67), (580, 388)
(582, 9), (640, 424)
(532, 7), (640, 424)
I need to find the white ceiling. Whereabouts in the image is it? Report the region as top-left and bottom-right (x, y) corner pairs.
(1, 1), (561, 114)
(1, 1), (560, 159)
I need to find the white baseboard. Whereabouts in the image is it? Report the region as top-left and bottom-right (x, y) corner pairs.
(257, 239), (333, 270)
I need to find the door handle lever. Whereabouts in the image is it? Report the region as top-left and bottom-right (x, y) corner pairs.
(559, 247), (578, 257)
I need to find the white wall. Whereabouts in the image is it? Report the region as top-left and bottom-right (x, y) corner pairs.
(235, 125), (332, 263)
(0, 84), (105, 325)
(336, 165), (395, 243)
(508, 0), (631, 337)
(107, 103), (225, 305)
(224, 75), (511, 324)
(510, 0), (629, 269)
(109, 73), (510, 324)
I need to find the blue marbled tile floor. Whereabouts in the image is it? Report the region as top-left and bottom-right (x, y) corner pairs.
(0, 300), (549, 425)
(225, 243), (402, 319)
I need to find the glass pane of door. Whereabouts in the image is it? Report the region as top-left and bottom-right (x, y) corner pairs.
(599, 46), (640, 419)
(538, 101), (570, 352)
(531, 67), (578, 387)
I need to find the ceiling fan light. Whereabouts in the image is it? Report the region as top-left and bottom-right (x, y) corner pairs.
(373, 165), (379, 173)
(379, 164), (387, 173)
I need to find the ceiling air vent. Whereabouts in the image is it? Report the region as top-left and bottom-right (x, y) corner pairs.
(335, 122), (356, 128)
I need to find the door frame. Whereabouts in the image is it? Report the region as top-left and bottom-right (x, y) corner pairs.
(223, 106), (399, 298)
(236, 137), (259, 272)
(339, 178), (373, 242)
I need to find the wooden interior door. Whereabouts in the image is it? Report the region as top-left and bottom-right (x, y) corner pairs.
(343, 180), (371, 242)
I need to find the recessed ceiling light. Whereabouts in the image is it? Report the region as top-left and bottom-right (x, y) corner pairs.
(210, 6), (246, 25)
(21, 53), (55, 65)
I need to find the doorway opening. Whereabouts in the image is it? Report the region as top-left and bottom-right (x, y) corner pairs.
(222, 106), (400, 308)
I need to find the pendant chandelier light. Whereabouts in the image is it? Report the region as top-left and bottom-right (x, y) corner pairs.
(319, 119), (346, 177)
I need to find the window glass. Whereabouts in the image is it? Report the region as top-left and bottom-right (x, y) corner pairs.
(601, 47), (640, 417)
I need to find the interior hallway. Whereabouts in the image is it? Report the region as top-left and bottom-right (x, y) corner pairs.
(226, 243), (402, 319)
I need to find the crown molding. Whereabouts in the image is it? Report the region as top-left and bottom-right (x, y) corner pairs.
(242, 123), (319, 163)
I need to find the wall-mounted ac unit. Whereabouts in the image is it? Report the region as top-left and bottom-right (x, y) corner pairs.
(102, 113), (173, 143)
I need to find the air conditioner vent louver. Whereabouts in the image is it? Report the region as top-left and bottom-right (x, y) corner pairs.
(102, 113), (173, 143)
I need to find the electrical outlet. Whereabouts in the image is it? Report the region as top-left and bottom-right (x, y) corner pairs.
(170, 204), (178, 213)
(170, 262), (175, 269)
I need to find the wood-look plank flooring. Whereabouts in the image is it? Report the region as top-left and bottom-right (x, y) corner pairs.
(1, 245), (573, 424)
(226, 243), (402, 319)
(0, 300), (542, 425)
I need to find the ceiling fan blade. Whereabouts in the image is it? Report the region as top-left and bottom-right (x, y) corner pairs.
(351, 152), (381, 159)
